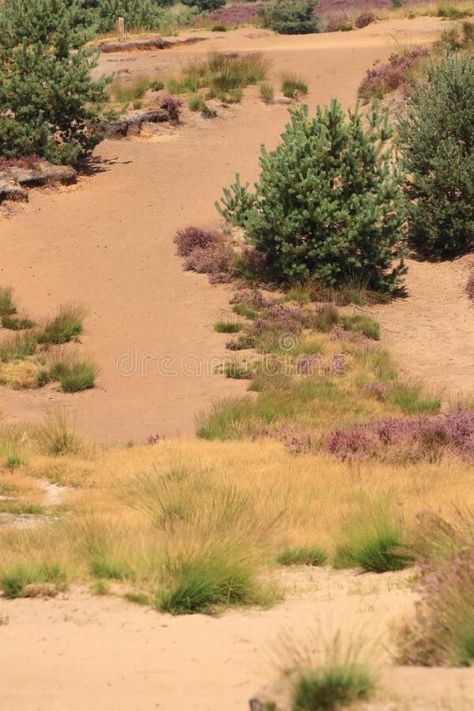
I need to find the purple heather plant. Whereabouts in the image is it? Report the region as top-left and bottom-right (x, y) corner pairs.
(183, 244), (235, 276)
(159, 94), (183, 123)
(358, 46), (429, 102)
(256, 424), (314, 455)
(174, 226), (223, 257)
(0, 154), (40, 170)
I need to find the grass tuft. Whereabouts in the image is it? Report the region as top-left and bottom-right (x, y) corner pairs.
(38, 304), (86, 345)
(0, 287), (17, 317)
(214, 320), (241, 333)
(282, 74), (308, 98)
(0, 563), (67, 599)
(34, 412), (83, 457)
(277, 546), (327, 567)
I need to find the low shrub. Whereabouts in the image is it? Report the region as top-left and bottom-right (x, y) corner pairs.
(174, 226), (223, 256)
(334, 502), (413, 573)
(437, 3), (471, 18)
(326, 14), (353, 32)
(355, 12), (376, 28)
(277, 546), (326, 566)
(260, 82), (274, 103)
(281, 73), (308, 98)
(466, 271), (474, 304)
(358, 46), (428, 102)
(158, 94), (183, 123)
(39, 304), (86, 345)
(183, 244), (235, 279)
(262, 0), (322, 35)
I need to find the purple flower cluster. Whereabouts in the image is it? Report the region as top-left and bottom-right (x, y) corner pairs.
(358, 46), (429, 102)
(158, 94), (182, 123)
(256, 304), (308, 334)
(183, 244), (234, 276)
(174, 226), (222, 257)
(0, 154), (40, 171)
(256, 425), (314, 455)
(207, 4), (263, 25)
(327, 410), (474, 461)
(329, 324), (372, 348)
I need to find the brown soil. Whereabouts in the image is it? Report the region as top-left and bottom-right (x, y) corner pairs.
(2, 18), (464, 444)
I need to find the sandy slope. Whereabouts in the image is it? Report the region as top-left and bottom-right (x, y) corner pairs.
(1, 18), (465, 443)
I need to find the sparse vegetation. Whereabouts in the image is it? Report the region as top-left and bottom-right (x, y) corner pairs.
(277, 546), (327, 566)
(260, 82), (275, 103)
(39, 304), (86, 345)
(281, 74), (308, 98)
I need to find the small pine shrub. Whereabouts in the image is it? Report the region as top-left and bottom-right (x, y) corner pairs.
(281, 74), (308, 98)
(217, 100), (406, 291)
(260, 82), (274, 103)
(398, 54), (474, 258)
(277, 546), (327, 566)
(262, 0), (322, 35)
(39, 304), (86, 345)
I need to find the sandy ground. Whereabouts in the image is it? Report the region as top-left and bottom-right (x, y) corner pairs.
(2, 18), (469, 444)
(1, 567), (473, 711)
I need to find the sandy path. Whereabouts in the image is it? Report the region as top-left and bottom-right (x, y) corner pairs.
(1, 569), (473, 710)
(0, 18), (457, 442)
(374, 257), (474, 403)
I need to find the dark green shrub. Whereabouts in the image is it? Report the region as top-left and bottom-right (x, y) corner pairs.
(262, 0), (321, 35)
(398, 54), (474, 258)
(0, 0), (109, 164)
(217, 100), (406, 291)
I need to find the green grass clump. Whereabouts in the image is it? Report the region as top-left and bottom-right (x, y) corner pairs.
(50, 359), (97, 393)
(341, 315), (380, 340)
(0, 287), (17, 317)
(124, 591), (151, 606)
(34, 412), (83, 457)
(110, 74), (153, 103)
(1, 315), (35, 330)
(0, 563), (67, 598)
(282, 74), (308, 98)
(90, 559), (130, 581)
(214, 320), (241, 333)
(313, 304), (340, 332)
(188, 94), (205, 112)
(0, 501), (43, 515)
(0, 332), (38, 362)
(387, 381), (441, 414)
(334, 503), (413, 573)
(156, 548), (260, 615)
(223, 363), (250, 379)
(260, 82), (274, 103)
(196, 397), (258, 440)
(38, 304), (86, 345)
(277, 546), (327, 567)
(292, 663), (375, 710)
(437, 3), (471, 17)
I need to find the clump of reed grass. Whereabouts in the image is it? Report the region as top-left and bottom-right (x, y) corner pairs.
(38, 304), (87, 345)
(334, 500), (413, 572)
(0, 332), (38, 362)
(277, 546), (327, 567)
(0, 287), (17, 317)
(281, 73), (308, 98)
(0, 563), (68, 598)
(260, 82), (274, 103)
(34, 411), (83, 456)
(49, 353), (97, 393)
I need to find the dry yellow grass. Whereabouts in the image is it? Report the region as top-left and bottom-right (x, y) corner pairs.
(1, 436), (473, 592)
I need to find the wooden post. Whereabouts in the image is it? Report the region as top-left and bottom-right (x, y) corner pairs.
(118, 17), (125, 44)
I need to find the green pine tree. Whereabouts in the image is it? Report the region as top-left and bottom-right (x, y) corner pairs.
(398, 53), (474, 258)
(217, 99), (406, 291)
(0, 0), (109, 164)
